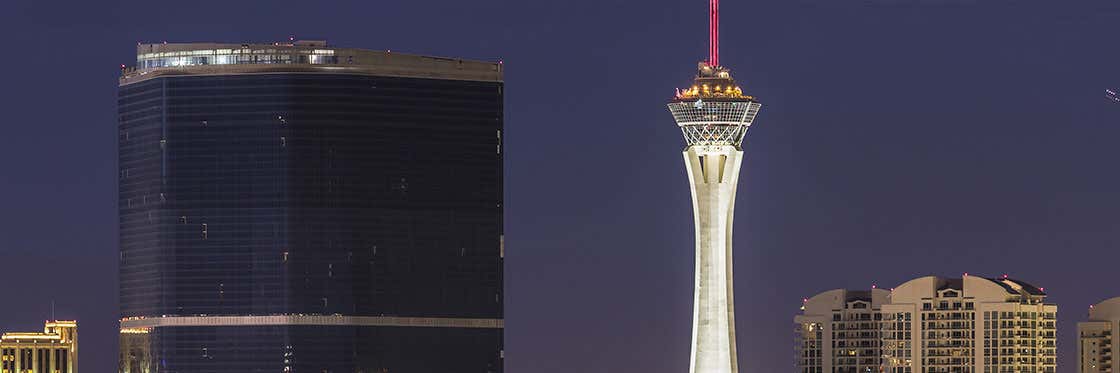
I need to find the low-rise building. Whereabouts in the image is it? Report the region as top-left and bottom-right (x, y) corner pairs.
(0, 320), (77, 373)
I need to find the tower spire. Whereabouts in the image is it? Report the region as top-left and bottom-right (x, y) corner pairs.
(709, 0), (719, 67)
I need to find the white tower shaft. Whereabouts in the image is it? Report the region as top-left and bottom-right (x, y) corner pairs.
(684, 145), (742, 373)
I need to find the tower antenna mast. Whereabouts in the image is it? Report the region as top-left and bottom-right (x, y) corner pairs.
(709, 0), (719, 67)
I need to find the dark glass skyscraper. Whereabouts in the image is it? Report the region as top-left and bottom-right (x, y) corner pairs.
(117, 41), (503, 373)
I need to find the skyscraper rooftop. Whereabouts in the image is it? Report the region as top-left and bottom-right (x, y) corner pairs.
(120, 40), (503, 85)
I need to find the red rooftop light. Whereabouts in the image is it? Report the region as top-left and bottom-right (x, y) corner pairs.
(708, 0), (719, 67)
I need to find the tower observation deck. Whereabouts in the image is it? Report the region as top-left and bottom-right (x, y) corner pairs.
(668, 63), (761, 147)
(665, 1), (762, 372)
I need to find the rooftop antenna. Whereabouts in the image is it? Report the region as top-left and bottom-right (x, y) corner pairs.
(709, 0), (719, 67)
(51, 300), (55, 321)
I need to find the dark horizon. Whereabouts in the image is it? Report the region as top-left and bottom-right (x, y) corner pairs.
(3, 0), (1120, 372)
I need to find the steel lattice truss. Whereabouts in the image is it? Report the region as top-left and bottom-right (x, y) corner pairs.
(668, 100), (762, 146)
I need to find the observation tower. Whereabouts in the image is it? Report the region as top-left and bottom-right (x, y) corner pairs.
(666, 1), (762, 372)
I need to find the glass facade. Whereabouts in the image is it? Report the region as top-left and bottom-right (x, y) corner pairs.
(118, 72), (503, 372)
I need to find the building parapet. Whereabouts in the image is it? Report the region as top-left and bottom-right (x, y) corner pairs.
(121, 41), (503, 85)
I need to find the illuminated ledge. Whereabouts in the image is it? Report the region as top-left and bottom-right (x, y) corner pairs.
(120, 63), (503, 85)
(121, 42), (503, 85)
(119, 315), (504, 329)
(1, 334), (61, 340)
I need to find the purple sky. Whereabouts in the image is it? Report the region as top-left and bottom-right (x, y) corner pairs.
(2, 0), (1120, 372)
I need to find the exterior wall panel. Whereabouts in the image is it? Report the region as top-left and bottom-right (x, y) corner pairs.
(119, 70), (503, 372)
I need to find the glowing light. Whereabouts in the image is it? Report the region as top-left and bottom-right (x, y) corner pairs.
(675, 85), (752, 100)
(709, 0), (719, 66)
(1, 334), (61, 340)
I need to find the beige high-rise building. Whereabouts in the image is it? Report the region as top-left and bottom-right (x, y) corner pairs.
(0, 320), (77, 373)
(883, 276), (1056, 373)
(795, 275), (1057, 373)
(1078, 297), (1120, 373)
(794, 288), (890, 373)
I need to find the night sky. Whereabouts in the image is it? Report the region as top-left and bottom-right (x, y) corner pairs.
(2, 0), (1120, 372)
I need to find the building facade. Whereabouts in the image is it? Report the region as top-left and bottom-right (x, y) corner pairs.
(883, 276), (1056, 373)
(118, 41), (504, 372)
(794, 289), (889, 373)
(0, 320), (77, 373)
(795, 276), (1057, 373)
(1078, 297), (1120, 373)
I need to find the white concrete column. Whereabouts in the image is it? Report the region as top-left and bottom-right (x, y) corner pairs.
(684, 145), (742, 373)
